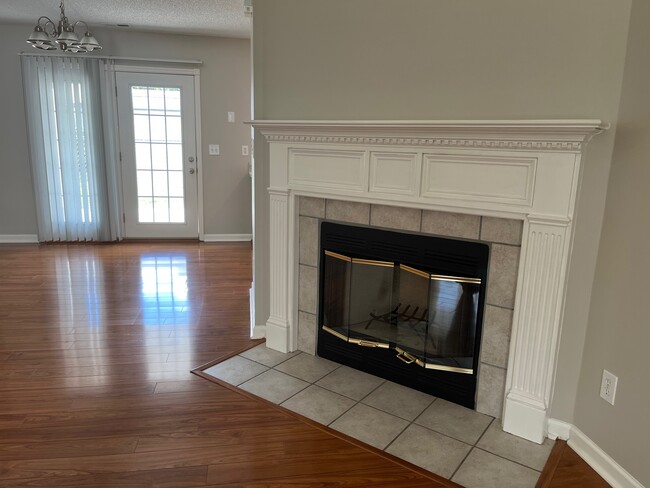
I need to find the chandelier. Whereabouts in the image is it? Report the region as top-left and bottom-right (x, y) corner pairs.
(26, 0), (102, 53)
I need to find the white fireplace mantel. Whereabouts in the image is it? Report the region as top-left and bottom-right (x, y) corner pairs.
(249, 119), (607, 444)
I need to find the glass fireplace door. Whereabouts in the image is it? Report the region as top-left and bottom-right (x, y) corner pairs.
(322, 249), (482, 374)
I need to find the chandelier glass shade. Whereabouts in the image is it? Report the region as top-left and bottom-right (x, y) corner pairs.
(27, 1), (102, 53)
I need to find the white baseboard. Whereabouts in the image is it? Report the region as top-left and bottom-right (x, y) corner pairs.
(251, 324), (266, 339)
(547, 419), (644, 488)
(0, 234), (39, 243)
(502, 394), (547, 444)
(203, 233), (252, 242)
(547, 418), (572, 440)
(265, 318), (290, 353)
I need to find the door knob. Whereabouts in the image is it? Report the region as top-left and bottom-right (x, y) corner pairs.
(188, 156), (195, 163)
(189, 168), (196, 174)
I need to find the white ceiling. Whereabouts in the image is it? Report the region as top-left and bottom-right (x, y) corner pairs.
(0, 0), (250, 38)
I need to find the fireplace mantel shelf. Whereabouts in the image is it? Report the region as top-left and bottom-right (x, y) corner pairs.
(248, 119), (607, 132)
(252, 118), (607, 445)
(248, 119), (606, 151)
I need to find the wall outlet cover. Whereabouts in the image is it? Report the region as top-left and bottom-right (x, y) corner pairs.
(600, 369), (618, 405)
(242, 145), (249, 156)
(209, 144), (220, 156)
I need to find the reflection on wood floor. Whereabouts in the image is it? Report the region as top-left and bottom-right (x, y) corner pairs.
(0, 242), (450, 487)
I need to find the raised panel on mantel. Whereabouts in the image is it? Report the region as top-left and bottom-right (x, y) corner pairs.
(369, 152), (419, 196)
(288, 148), (368, 193)
(421, 154), (536, 207)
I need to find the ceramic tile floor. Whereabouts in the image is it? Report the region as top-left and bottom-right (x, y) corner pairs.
(203, 344), (553, 487)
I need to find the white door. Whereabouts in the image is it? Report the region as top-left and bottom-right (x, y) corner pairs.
(117, 72), (199, 238)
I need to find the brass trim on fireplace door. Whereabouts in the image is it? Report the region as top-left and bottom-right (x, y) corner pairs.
(430, 274), (482, 285)
(322, 326), (473, 374)
(324, 250), (394, 268)
(322, 325), (348, 341)
(324, 250), (352, 262)
(352, 258), (394, 268)
(394, 347), (474, 374)
(399, 264), (481, 284)
(399, 264), (430, 279)
(322, 325), (390, 348)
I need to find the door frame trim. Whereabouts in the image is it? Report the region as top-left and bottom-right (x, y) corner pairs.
(113, 64), (204, 240)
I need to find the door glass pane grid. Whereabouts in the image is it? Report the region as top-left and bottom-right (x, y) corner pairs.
(132, 86), (185, 224)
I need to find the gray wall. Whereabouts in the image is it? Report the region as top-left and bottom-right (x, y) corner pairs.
(573, 0), (650, 484)
(0, 23), (251, 237)
(0, 24), (37, 235)
(252, 0), (633, 425)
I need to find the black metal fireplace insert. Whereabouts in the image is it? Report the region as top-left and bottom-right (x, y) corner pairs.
(317, 221), (489, 409)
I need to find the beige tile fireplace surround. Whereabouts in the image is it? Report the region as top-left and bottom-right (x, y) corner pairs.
(250, 120), (606, 444)
(297, 199), (522, 419)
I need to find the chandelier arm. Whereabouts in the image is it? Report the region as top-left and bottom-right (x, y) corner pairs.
(72, 20), (89, 33)
(37, 17), (58, 37)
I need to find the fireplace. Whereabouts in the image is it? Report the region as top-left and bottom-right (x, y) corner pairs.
(318, 222), (489, 408)
(251, 119), (606, 443)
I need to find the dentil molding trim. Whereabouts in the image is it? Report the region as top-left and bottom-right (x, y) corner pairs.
(249, 120), (608, 152)
(250, 119), (607, 445)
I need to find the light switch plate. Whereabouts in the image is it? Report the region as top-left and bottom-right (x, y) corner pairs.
(209, 144), (220, 156)
(228, 112), (235, 123)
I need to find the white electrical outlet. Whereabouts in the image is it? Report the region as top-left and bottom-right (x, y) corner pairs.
(600, 369), (618, 405)
(228, 112), (235, 123)
(208, 144), (220, 156)
(242, 145), (249, 156)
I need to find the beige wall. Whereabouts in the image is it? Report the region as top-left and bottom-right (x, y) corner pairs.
(252, 0), (632, 425)
(0, 24), (37, 235)
(573, 0), (650, 484)
(0, 23), (251, 237)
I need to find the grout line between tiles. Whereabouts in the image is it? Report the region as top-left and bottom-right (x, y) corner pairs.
(381, 419), (411, 453)
(234, 353), (280, 370)
(410, 396), (438, 425)
(241, 350), (301, 372)
(205, 355), (272, 387)
(449, 445), (474, 481)
(233, 366), (269, 387)
(472, 446), (543, 474)
(325, 395), (359, 427)
(408, 419), (477, 451)
(276, 381), (312, 406)
(347, 377), (386, 403)
(474, 417), (496, 446)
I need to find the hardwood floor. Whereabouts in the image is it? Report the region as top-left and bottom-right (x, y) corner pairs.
(536, 441), (610, 488)
(0, 242), (453, 487)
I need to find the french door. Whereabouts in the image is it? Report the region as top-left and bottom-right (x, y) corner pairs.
(116, 72), (199, 238)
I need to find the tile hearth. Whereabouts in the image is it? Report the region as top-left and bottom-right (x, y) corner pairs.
(203, 344), (553, 487)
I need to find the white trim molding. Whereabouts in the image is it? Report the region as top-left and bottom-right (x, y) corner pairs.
(0, 234), (39, 243)
(251, 325), (266, 340)
(547, 419), (645, 488)
(249, 286), (266, 339)
(249, 119), (607, 444)
(203, 234), (252, 242)
(547, 418), (572, 441)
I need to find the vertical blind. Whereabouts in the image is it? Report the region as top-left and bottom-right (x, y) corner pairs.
(21, 56), (118, 242)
